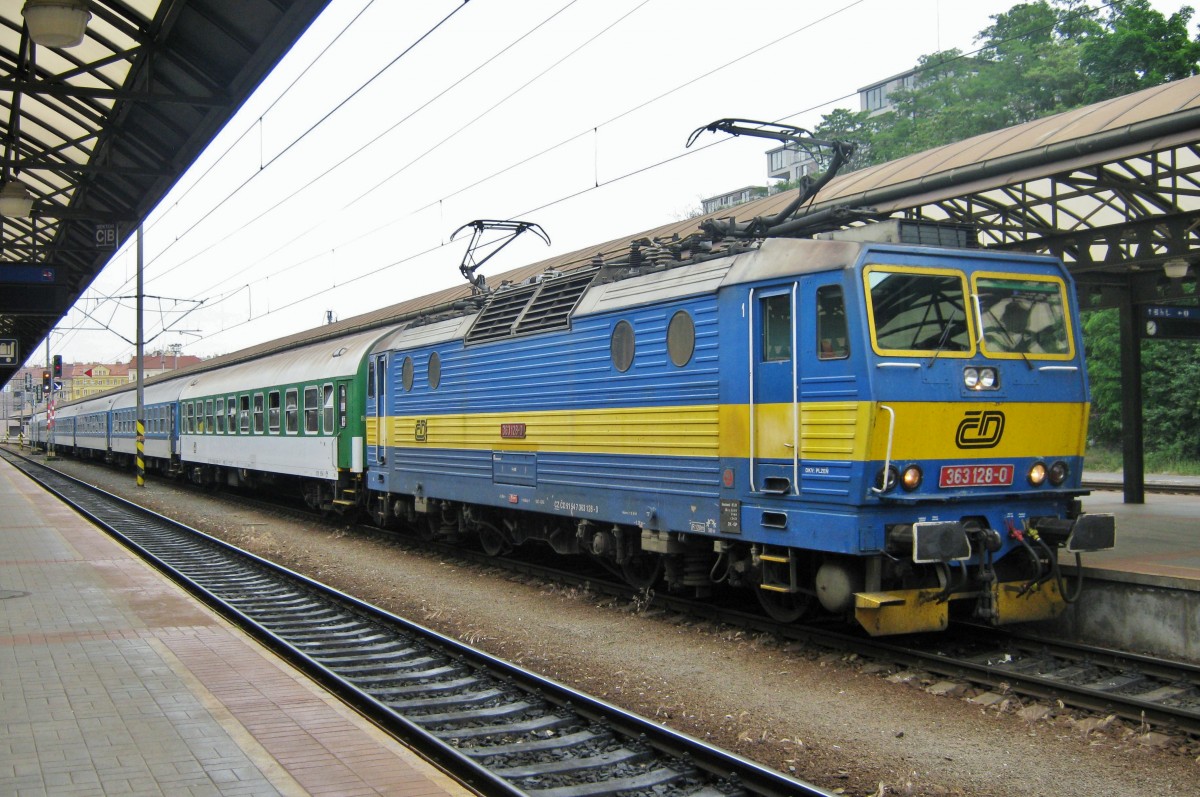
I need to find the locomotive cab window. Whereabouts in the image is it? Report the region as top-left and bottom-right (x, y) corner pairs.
(865, 266), (973, 357)
(367, 359), (376, 399)
(761, 294), (791, 361)
(817, 285), (849, 360)
(973, 273), (1073, 359)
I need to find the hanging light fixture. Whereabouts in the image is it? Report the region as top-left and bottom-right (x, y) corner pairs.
(0, 180), (35, 217)
(22, 0), (92, 49)
(1163, 258), (1189, 279)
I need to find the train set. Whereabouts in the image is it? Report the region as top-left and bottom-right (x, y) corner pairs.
(21, 217), (1116, 636)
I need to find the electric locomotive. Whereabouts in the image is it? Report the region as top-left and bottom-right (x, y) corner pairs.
(364, 221), (1114, 636)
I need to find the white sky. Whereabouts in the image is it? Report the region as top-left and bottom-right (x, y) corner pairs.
(34, 0), (1192, 367)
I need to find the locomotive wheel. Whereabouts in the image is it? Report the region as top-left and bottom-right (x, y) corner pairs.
(620, 552), (662, 589)
(756, 588), (810, 623)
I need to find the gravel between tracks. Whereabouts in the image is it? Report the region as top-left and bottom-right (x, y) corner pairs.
(35, 455), (1200, 797)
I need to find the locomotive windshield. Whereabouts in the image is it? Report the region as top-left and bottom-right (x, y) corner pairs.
(975, 275), (1072, 357)
(865, 267), (971, 355)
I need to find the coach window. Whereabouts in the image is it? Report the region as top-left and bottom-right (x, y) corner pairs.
(304, 386), (319, 434)
(184, 402), (194, 433)
(253, 394), (265, 433)
(239, 395), (250, 433)
(817, 285), (850, 360)
(667, 310), (695, 367)
(285, 389), (299, 434)
(205, 399), (215, 433)
(322, 384), (334, 433)
(761, 294), (792, 361)
(401, 356), (414, 392)
(216, 398), (226, 433)
(610, 320), (635, 372)
(227, 397), (237, 434)
(268, 391), (281, 433)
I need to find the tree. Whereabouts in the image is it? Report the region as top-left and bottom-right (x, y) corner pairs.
(1080, 0), (1200, 102)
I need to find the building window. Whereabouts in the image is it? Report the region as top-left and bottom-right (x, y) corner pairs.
(865, 85), (885, 110)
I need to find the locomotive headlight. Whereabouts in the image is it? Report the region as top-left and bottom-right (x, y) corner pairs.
(901, 464), (923, 491)
(963, 366), (999, 390)
(1048, 460), (1069, 486)
(1028, 461), (1047, 486)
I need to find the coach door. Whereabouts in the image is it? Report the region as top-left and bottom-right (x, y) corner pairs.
(749, 284), (800, 496)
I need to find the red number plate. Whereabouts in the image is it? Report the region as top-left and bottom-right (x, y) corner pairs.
(938, 464), (1014, 488)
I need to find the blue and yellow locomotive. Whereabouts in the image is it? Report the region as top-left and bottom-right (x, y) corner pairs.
(364, 226), (1114, 635)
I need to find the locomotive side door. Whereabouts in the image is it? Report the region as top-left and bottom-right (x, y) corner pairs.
(749, 283), (800, 495)
(368, 353), (387, 466)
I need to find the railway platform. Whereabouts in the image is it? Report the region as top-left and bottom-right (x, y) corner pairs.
(1054, 473), (1200, 661)
(0, 455), (474, 797)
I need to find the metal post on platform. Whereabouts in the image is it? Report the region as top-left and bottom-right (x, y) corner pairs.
(136, 224), (145, 488)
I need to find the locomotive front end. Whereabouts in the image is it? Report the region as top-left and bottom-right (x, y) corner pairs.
(853, 252), (1115, 635)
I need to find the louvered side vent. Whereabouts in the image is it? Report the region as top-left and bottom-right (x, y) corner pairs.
(514, 268), (598, 336)
(465, 283), (538, 343)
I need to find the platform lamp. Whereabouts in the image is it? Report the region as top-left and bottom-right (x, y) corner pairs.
(0, 180), (34, 217)
(1163, 258), (1190, 279)
(22, 0), (92, 49)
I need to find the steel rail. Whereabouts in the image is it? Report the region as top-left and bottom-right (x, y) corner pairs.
(2, 448), (831, 797)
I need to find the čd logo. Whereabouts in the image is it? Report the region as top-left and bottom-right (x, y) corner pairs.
(956, 410), (1005, 449)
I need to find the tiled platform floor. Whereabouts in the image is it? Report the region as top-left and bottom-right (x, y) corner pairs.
(0, 455), (474, 797)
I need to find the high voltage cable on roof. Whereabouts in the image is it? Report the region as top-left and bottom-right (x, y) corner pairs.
(119, 0), (1116, 353)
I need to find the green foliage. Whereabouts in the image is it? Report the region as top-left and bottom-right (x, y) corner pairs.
(1082, 306), (1200, 462)
(829, 0), (1200, 167)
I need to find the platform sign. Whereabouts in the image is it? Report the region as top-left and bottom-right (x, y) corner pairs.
(0, 339), (15, 365)
(95, 223), (117, 249)
(1144, 305), (1200, 339)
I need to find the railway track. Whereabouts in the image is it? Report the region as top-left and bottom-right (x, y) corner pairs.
(2, 448), (829, 797)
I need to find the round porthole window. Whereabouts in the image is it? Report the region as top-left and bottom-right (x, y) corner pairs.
(610, 320), (635, 372)
(428, 352), (441, 390)
(667, 310), (695, 367)
(401, 356), (414, 391)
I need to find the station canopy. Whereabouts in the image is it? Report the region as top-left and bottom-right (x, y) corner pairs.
(3, 5), (1199, 382)
(0, 0), (330, 386)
